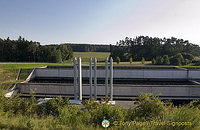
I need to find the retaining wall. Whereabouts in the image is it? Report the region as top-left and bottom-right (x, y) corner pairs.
(32, 68), (200, 80)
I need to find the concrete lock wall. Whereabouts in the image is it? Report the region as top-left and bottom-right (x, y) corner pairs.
(32, 68), (199, 79)
(189, 71), (200, 79)
(17, 83), (74, 95)
(18, 66), (200, 100)
(17, 83), (200, 99)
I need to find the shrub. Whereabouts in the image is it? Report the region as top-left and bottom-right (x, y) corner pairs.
(176, 53), (185, 65)
(128, 93), (167, 121)
(58, 105), (91, 127)
(184, 59), (190, 65)
(152, 58), (156, 65)
(170, 53), (185, 66)
(116, 57), (120, 64)
(141, 57), (145, 64)
(192, 60), (200, 66)
(163, 55), (170, 65)
(155, 56), (163, 65)
(82, 98), (101, 110)
(92, 105), (125, 126)
(130, 57), (133, 64)
(182, 53), (194, 61)
(83, 98), (126, 126)
(0, 93), (45, 116)
(160, 105), (200, 130)
(45, 97), (70, 116)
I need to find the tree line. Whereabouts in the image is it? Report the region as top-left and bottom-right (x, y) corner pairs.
(67, 43), (111, 52)
(110, 36), (200, 64)
(0, 36), (73, 63)
(152, 53), (194, 66)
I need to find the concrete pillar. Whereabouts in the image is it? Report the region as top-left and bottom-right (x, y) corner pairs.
(94, 57), (97, 100)
(73, 57), (77, 100)
(16, 68), (22, 80)
(110, 57), (113, 101)
(89, 57), (93, 99)
(105, 57), (108, 97)
(187, 69), (189, 80)
(78, 57), (82, 100)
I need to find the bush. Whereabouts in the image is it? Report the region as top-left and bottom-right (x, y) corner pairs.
(159, 105), (200, 130)
(128, 93), (167, 121)
(182, 53), (194, 61)
(45, 97), (70, 116)
(130, 57), (133, 64)
(141, 57), (145, 64)
(58, 105), (91, 127)
(155, 56), (163, 65)
(92, 104), (125, 126)
(170, 53), (184, 66)
(82, 98), (101, 110)
(184, 59), (190, 65)
(116, 57), (120, 64)
(192, 60), (200, 66)
(176, 53), (185, 64)
(0, 93), (44, 116)
(163, 55), (170, 65)
(170, 56), (180, 66)
(152, 58), (156, 65)
(83, 98), (126, 126)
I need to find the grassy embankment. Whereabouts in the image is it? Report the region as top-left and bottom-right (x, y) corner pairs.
(0, 63), (70, 91)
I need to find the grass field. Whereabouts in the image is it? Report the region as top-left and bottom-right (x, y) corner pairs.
(0, 63), (72, 70)
(73, 52), (110, 62)
(73, 52), (155, 66)
(97, 61), (153, 66)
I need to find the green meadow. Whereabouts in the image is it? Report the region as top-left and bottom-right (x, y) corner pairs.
(73, 52), (110, 62)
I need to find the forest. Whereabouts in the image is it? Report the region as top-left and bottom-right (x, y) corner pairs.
(0, 37), (73, 63)
(67, 43), (110, 52)
(110, 36), (200, 65)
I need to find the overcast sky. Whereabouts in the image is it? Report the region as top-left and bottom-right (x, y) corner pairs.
(0, 0), (200, 45)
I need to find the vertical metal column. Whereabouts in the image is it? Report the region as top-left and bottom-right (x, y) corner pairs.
(110, 57), (113, 101)
(105, 57), (108, 97)
(94, 57), (97, 100)
(78, 57), (82, 100)
(73, 57), (77, 100)
(89, 57), (93, 99)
